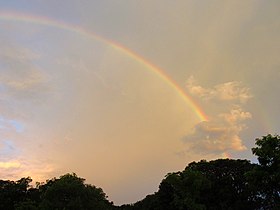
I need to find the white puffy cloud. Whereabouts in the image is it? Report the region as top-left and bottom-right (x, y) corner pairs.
(186, 76), (252, 103)
(184, 107), (251, 154)
(183, 77), (252, 156)
(219, 107), (252, 124)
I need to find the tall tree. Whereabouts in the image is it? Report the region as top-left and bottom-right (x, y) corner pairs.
(39, 173), (113, 210)
(247, 134), (280, 209)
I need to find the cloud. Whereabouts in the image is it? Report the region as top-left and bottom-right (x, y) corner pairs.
(0, 45), (40, 62)
(0, 161), (21, 169)
(0, 44), (47, 94)
(3, 70), (45, 91)
(0, 44), (51, 123)
(183, 77), (252, 156)
(0, 45), (55, 182)
(183, 107), (251, 154)
(0, 157), (57, 182)
(219, 108), (252, 124)
(0, 117), (24, 133)
(0, 139), (17, 154)
(186, 76), (252, 103)
(0, 65), (46, 94)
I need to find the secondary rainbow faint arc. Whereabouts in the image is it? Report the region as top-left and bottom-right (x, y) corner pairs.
(0, 11), (208, 122)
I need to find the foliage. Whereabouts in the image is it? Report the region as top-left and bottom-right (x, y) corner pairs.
(132, 159), (255, 210)
(252, 134), (280, 169)
(0, 134), (279, 209)
(127, 134), (280, 210)
(247, 134), (280, 209)
(39, 173), (113, 210)
(0, 173), (113, 210)
(0, 177), (33, 210)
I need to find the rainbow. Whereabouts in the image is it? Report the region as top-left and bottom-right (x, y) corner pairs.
(0, 10), (208, 121)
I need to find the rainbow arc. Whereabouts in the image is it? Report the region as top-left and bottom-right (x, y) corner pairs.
(0, 10), (208, 122)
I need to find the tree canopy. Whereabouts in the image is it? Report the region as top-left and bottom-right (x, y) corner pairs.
(0, 134), (279, 209)
(127, 134), (280, 210)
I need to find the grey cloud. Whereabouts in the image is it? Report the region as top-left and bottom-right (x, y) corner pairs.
(0, 45), (40, 62)
(0, 45), (50, 102)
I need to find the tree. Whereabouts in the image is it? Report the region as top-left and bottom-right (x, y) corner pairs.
(132, 159), (256, 210)
(252, 134), (280, 169)
(182, 159), (255, 210)
(247, 134), (280, 209)
(1, 133), (279, 210)
(0, 177), (34, 210)
(39, 173), (113, 210)
(14, 200), (37, 210)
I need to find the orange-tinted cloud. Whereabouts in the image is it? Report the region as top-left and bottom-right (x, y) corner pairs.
(184, 78), (252, 156)
(184, 108), (250, 154)
(0, 161), (20, 169)
(186, 76), (252, 103)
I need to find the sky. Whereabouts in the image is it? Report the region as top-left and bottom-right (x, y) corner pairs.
(0, 0), (279, 205)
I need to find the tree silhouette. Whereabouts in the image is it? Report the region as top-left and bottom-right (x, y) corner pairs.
(39, 173), (113, 210)
(247, 134), (280, 209)
(0, 134), (279, 209)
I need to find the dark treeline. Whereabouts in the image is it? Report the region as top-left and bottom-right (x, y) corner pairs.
(1, 134), (279, 210)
